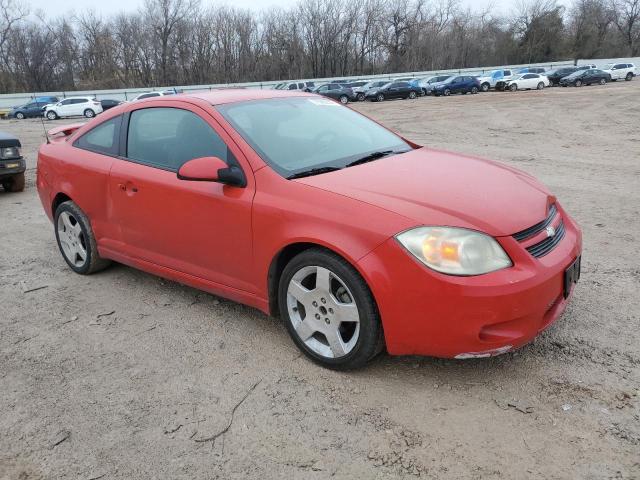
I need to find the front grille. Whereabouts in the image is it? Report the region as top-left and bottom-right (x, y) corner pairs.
(526, 221), (565, 258)
(513, 204), (557, 241)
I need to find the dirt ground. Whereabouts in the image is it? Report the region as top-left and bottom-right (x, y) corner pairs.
(1, 81), (639, 480)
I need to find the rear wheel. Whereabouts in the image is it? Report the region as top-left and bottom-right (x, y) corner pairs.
(408, 91), (417, 99)
(537, 82), (544, 90)
(575, 79), (582, 87)
(356, 93), (365, 101)
(279, 248), (383, 370)
(54, 201), (111, 274)
(625, 72), (633, 81)
(83, 108), (95, 118)
(471, 86), (479, 94)
(15, 112), (25, 120)
(46, 110), (58, 120)
(2, 173), (25, 192)
(599, 78), (606, 85)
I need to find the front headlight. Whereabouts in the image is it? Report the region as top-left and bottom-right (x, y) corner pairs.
(396, 226), (512, 275)
(0, 147), (21, 159)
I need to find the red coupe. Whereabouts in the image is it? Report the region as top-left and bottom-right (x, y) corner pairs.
(37, 89), (582, 369)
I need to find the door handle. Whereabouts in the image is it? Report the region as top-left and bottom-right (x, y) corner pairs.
(118, 183), (139, 194)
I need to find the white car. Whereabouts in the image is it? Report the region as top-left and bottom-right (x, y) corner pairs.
(477, 69), (515, 92)
(131, 90), (176, 101)
(274, 81), (315, 92)
(601, 62), (636, 81)
(44, 97), (103, 120)
(504, 73), (550, 91)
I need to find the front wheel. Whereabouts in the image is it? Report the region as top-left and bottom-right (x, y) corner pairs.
(575, 80), (582, 87)
(84, 108), (96, 118)
(481, 83), (490, 92)
(537, 82), (544, 90)
(279, 248), (383, 370)
(443, 89), (451, 96)
(356, 93), (365, 101)
(15, 112), (25, 120)
(376, 93), (384, 102)
(408, 91), (417, 99)
(54, 201), (111, 274)
(509, 83), (518, 91)
(599, 78), (606, 85)
(46, 110), (58, 120)
(2, 172), (25, 192)
(625, 72), (633, 81)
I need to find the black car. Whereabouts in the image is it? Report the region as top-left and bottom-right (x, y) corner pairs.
(312, 83), (356, 104)
(546, 67), (580, 86)
(9, 97), (59, 119)
(365, 81), (421, 101)
(559, 69), (611, 87)
(0, 131), (25, 192)
(100, 99), (123, 110)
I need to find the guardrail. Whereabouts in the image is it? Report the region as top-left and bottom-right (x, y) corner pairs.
(1, 56), (638, 109)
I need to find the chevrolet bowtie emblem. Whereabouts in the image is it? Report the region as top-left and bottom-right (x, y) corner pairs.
(546, 226), (556, 237)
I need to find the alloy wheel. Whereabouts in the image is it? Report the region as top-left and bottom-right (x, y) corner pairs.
(286, 265), (360, 359)
(47, 111), (56, 120)
(57, 211), (87, 267)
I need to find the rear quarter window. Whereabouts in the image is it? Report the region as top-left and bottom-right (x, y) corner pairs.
(74, 116), (122, 156)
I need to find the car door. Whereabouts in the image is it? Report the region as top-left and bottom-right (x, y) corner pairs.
(56, 99), (73, 116)
(108, 104), (257, 293)
(522, 74), (536, 88)
(71, 99), (88, 116)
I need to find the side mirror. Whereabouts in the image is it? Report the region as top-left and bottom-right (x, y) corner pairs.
(178, 156), (246, 187)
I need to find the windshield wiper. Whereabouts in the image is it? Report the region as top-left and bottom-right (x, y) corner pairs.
(345, 150), (407, 168)
(287, 166), (342, 179)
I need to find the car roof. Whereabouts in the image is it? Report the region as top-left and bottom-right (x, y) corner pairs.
(168, 88), (313, 106)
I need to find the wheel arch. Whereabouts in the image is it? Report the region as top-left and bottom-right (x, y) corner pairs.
(52, 192), (73, 215)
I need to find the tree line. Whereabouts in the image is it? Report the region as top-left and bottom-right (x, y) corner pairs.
(0, 0), (638, 94)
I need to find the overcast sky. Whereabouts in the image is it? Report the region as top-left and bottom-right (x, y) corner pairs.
(27, 0), (508, 18)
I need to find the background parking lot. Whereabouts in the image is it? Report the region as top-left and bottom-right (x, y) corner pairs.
(1, 82), (639, 479)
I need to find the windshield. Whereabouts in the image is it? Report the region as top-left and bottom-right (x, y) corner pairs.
(217, 97), (410, 178)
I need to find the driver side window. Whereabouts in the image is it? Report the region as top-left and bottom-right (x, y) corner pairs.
(126, 108), (231, 172)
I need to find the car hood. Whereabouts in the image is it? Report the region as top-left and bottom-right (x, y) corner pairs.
(296, 148), (553, 237)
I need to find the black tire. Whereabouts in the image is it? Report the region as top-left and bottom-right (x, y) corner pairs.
(575, 80), (582, 87)
(471, 86), (479, 94)
(625, 72), (633, 81)
(83, 108), (95, 118)
(356, 93), (365, 101)
(376, 93), (384, 102)
(54, 201), (111, 275)
(537, 82), (544, 90)
(509, 83), (518, 91)
(46, 110), (58, 120)
(408, 91), (417, 99)
(2, 172), (25, 192)
(338, 95), (349, 105)
(15, 112), (25, 120)
(599, 78), (606, 85)
(481, 82), (490, 92)
(443, 89), (451, 96)
(278, 248), (384, 370)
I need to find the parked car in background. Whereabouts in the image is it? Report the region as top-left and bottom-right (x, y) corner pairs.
(131, 90), (176, 101)
(313, 83), (356, 104)
(477, 69), (514, 92)
(432, 76), (480, 96)
(275, 81), (315, 92)
(419, 75), (452, 95)
(351, 81), (389, 101)
(44, 97), (104, 120)
(0, 130), (25, 192)
(100, 99), (123, 111)
(504, 73), (550, 91)
(9, 100), (52, 119)
(546, 67), (580, 85)
(578, 64), (597, 69)
(365, 81), (421, 101)
(559, 69), (611, 87)
(495, 67), (548, 91)
(601, 63), (636, 81)
(515, 67), (546, 74)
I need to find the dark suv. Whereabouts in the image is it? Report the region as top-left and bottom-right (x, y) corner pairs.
(9, 96), (59, 119)
(0, 131), (25, 192)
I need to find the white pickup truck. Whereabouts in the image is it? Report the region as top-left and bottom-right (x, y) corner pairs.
(477, 69), (515, 92)
(601, 63), (636, 81)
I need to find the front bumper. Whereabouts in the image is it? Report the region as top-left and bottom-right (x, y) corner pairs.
(0, 157), (26, 179)
(357, 208), (582, 358)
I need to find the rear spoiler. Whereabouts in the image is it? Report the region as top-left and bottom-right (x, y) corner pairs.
(47, 123), (86, 137)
